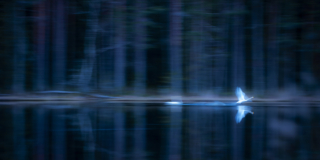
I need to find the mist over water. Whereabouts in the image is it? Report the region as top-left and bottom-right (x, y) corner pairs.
(0, 103), (318, 160)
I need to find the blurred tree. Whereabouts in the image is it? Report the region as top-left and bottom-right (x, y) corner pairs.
(251, 0), (265, 94)
(281, 0), (298, 91)
(300, 0), (316, 94)
(13, 1), (27, 93)
(134, 0), (147, 95)
(169, 0), (183, 94)
(78, 0), (100, 91)
(198, 0), (211, 92)
(0, 0), (319, 96)
(232, 0), (245, 90)
(266, 0), (279, 93)
(213, 0), (230, 94)
(114, 0), (126, 93)
(34, 1), (47, 91)
(187, 0), (201, 94)
(97, 1), (113, 91)
(52, 0), (67, 90)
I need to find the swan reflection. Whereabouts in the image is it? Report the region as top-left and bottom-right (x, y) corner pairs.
(235, 105), (253, 123)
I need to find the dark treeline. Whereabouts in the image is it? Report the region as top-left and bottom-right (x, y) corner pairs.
(0, 0), (320, 96)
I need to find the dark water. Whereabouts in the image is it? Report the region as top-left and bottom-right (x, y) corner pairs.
(0, 102), (319, 160)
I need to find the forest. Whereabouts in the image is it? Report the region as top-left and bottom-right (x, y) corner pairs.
(0, 0), (319, 97)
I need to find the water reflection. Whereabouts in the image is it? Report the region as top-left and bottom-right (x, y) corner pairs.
(235, 105), (253, 123)
(1, 103), (320, 160)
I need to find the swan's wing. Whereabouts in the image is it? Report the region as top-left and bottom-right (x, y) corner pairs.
(236, 87), (246, 101)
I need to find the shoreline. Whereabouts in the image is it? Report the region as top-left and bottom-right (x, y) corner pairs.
(0, 94), (318, 103)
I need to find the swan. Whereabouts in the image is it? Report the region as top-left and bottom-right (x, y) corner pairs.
(236, 87), (253, 104)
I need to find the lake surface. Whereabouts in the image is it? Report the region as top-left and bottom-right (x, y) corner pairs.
(0, 102), (319, 160)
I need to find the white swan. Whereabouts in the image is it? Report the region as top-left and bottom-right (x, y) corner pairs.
(236, 87), (253, 104)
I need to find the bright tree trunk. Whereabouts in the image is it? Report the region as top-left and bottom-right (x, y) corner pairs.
(232, 0), (245, 89)
(98, 1), (115, 92)
(78, 1), (100, 91)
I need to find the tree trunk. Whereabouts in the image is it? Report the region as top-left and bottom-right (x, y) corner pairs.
(188, 1), (200, 94)
(282, 0), (297, 91)
(198, 0), (207, 92)
(98, 2), (109, 91)
(214, 0), (230, 94)
(98, 1), (115, 92)
(232, 0), (245, 89)
(134, 0), (147, 95)
(252, 0), (265, 94)
(52, 0), (66, 90)
(169, 0), (183, 94)
(13, 2), (27, 93)
(300, 0), (316, 94)
(266, 0), (279, 93)
(114, 0), (126, 93)
(78, 1), (100, 92)
(34, 1), (47, 91)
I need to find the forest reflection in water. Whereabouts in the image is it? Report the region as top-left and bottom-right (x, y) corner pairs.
(0, 102), (319, 160)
